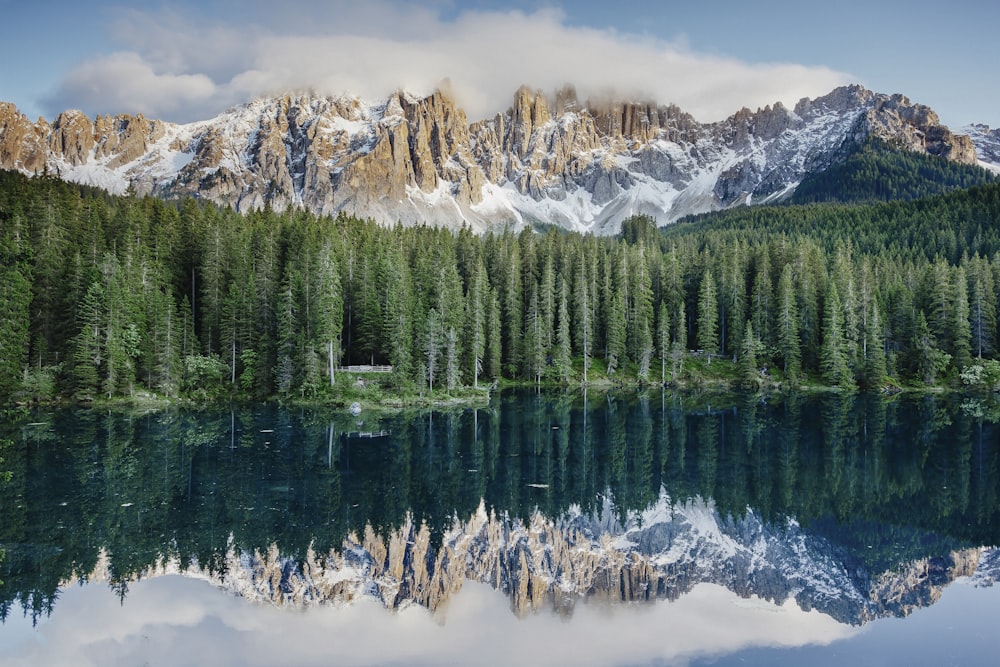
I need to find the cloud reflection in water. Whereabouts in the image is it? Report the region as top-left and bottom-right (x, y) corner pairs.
(1, 575), (854, 667)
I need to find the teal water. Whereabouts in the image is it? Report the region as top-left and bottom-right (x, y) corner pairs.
(1, 390), (999, 665)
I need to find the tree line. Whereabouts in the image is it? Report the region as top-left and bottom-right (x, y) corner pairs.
(3, 169), (1000, 402)
(788, 137), (997, 205)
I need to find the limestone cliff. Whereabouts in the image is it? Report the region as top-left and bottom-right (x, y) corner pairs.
(80, 495), (997, 626)
(0, 84), (990, 233)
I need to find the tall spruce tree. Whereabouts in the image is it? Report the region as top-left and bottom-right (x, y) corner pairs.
(574, 252), (593, 383)
(0, 222), (32, 402)
(524, 287), (546, 386)
(658, 302), (670, 385)
(820, 281), (854, 389)
(738, 321), (761, 390)
(969, 255), (997, 358)
(424, 308), (443, 391)
(464, 259), (487, 389)
(697, 269), (719, 360)
(553, 277), (572, 383)
(951, 265), (972, 371)
(775, 264), (801, 382)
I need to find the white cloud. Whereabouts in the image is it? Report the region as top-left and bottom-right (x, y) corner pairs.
(44, 3), (853, 124)
(2, 576), (855, 667)
(46, 52), (220, 119)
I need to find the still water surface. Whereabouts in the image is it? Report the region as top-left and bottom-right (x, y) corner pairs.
(1, 390), (999, 665)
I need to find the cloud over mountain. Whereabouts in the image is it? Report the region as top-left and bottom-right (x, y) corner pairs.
(44, 1), (852, 123)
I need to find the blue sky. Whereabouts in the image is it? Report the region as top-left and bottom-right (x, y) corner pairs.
(1, 0), (997, 128)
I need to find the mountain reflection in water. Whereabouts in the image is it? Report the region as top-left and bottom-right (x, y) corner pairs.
(1, 390), (999, 637)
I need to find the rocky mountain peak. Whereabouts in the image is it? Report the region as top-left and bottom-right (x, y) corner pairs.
(0, 83), (992, 233)
(81, 497), (998, 625)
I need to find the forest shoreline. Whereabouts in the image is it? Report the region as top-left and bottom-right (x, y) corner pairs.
(11, 365), (984, 415)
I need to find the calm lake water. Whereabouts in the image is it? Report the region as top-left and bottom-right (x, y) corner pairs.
(1, 390), (999, 666)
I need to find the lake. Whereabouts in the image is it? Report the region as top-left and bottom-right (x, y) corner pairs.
(1, 390), (999, 666)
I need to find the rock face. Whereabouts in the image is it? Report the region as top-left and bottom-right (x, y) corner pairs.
(962, 123), (1000, 173)
(94, 494), (996, 626)
(0, 85), (990, 234)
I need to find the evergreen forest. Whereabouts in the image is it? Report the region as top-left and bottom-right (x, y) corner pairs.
(3, 168), (1000, 404)
(789, 138), (997, 205)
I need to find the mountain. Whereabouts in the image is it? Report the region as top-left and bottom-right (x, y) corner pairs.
(0, 85), (989, 234)
(963, 123), (1000, 173)
(76, 494), (993, 626)
(787, 137), (998, 205)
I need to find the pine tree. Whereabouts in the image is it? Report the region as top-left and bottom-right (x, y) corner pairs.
(775, 265), (801, 382)
(553, 277), (572, 383)
(969, 255), (997, 359)
(220, 281), (246, 387)
(923, 259), (951, 345)
(969, 256), (997, 358)
(0, 224), (32, 402)
(382, 241), (413, 380)
(27, 195), (68, 367)
(198, 217), (228, 357)
(445, 327), (459, 392)
(696, 269), (719, 360)
(658, 302), (670, 385)
(250, 217), (282, 392)
(485, 288), (502, 382)
(912, 311), (949, 384)
(275, 269), (299, 394)
(464, 259), (487, 389)
(860, 299), (887, 389)
(540, 255), (556, 355)
(951, 266), (972, 371)
(750, 249), (773, 352)
(820, 281), (854, 389)
(352, 253), (382, 364)
(738, 321), (761, 390)
(629, 244), (654, 380)
(574, 252), (593, 383)
(524, 287), (546, 386)
(605, 285), (627, 375)
(662, 245), (685, 344)
(833, 244), (860, 374)
(424, 308), (443, 391)
(501, 242), (523, 377)
(671, 300), (687, 381)
(720, 244), (746, 358)
(315, 242), (343, 387)
(73, 280), (106, 398)
(145, 277), (181, 396)
(795, 244), (823, 372)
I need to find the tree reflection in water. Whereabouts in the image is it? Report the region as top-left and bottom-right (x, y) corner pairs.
(1, 390), (998, 625)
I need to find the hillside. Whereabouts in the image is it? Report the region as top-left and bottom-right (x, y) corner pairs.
(0, 84), (988, 234)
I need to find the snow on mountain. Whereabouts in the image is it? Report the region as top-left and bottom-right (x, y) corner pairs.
(961, 123), (1000, 174)
(0, 85), (981, 234)
(73, 491), (990, 626)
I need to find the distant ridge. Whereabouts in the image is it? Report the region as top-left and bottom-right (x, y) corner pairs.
(0, 84), (992, 234)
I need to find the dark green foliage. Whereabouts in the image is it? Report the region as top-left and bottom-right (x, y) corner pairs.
(790, 138), (997, 205)
(672, 182), (1000, 265)
(3, 167), (1000, 400)
(619, 213), (660, 246)
(0, 218), (31, 402)
(737, 321), (761, 389)
(820, 281), (854, 389)
(696, 269), (719, 356)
